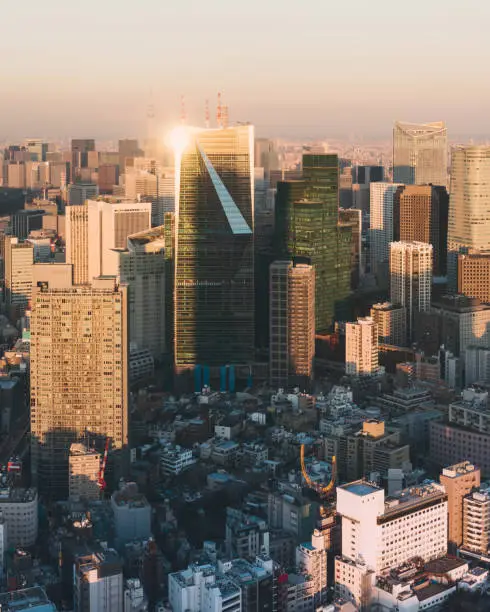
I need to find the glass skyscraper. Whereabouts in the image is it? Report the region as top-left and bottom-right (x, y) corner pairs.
(275, 154), (351, 333)
(393, 121), (447, 186)
(174, 126), (255, 370)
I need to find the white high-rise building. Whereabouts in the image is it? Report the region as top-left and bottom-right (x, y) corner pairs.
(345, 316), (379, 376)
(335, 480), (447, 609)
(447, 146), (490, 289)
(295, 530), (328, 608)
(393, 121), (447, 186)
(390, 241), (433, 341)
(369, 182), (403, 274)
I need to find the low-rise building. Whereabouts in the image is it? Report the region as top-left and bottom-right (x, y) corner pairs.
(225, 508), (270, 560)
(0, 487), (38, 548)
(160, 444), (195, 476)
(74, 549), (123, 612)
(69, 442), (101, 502)
(111, 482), (151, 546)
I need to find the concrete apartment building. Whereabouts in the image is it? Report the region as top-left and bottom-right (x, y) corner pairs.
(335, 480), (448, 609)
(269, 262), (315, 390)
(345, 316), (379, 376)
(0, 487), (38, 548)
(30, 275), (129, 498)
(370, 302), (407, 347)
(390, 241), (432, 341)
(440, 461), (481, 552)
(74, 550), (123, 612)
(461, 489), (490, 560)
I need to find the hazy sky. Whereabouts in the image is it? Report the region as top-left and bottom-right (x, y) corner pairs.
(2, 0), (490, 141)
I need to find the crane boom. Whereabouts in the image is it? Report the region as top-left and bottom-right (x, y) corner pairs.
(300, 444), (336, 497)
(98, 437), (111, 491)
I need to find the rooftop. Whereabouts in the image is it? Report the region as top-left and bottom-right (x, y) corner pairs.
(0, 487), (37, 504)
(0, 587), (56, 611)
(442, 461), (478, 479)
(425, 557), (467, 575)
(341, 481), (381, 496)
(382, 482), (446, 519)
(415, 582), (452, 602)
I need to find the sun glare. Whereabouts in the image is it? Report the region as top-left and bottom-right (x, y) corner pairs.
(166, 125), (191, 155)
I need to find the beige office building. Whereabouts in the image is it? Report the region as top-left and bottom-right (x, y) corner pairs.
(458, 251), (490, 303)
(118, 226), (166, 359)
(69, 442), (101, 502)
(269, 261), (315, 390)
(30, 276), (129, 498)
(390, 241), (433, 341)
(448, 146), (490, 289)
(370, 302), (407, 347)
(440, 461), (480, 552)
(393, 121), (447, 186)
(4, 237), (34, 317)
(462, 490), (490, 557)
(66, 205), (89, 284)
(345, 316), (379, 376)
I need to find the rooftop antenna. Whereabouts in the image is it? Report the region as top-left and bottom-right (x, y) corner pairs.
(205, 99), (210, 129)
(180, 95), (186, 125)
(217, 92), (222, 128)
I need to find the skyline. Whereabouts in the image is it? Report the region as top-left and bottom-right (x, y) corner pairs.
(3, 0), (490, 141)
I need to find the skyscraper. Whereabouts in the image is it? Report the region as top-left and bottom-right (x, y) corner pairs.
(369, 182), (403, 276)
(458, 252), (490, 303)
(66, 205), (89, 284)
(174, 126), (255, 373)
(394, 184), (449, 276)
(275, 154), (351, 333)
(68, 183), (99, 206)
(390, 241), (433, 340)
(370, 302), (407, 347)
(345, 316), (379, 376)
(393, 121), (447, 186)
(269, 261), (315, 390)
(30, 276), (128, 498)
(448, 146), (490, 289)
(66, 199), (151, 285)
(118, 226), (166, 359)
(4, 237), (33, 317)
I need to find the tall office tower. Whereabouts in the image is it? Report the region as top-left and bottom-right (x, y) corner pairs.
(74, 551), (123, 612)
(370, 302), (407, 347)
(50, 161), (70, 188)
(118, 227), (166, 359)
(369, 183), (403, 275)
(6, 162), (26, 188)
(458, 252), (490, 303)
(269, 261), (315, 390)
(254, 138), (279, 178)
(345, 316), (379, 376)
(68, 182), (99, 205)
(448, 146), (490, 289)
(393, 121), (447, 186)
(275, 154), (351, 332)
(4, 237), (33, 317)
(71, 139), (96, 178)
(66, 205), (89, 284)
(174, 126), (254, 373)
(339, 207), (362, 288)
(98, 164), (119, 194)
(390, 241), (433, 341)
(30, 276), (128, 498)
(352, 165), (384, 185)
(25, 139), (48, 162)
(394, 184), (449, 276)
(87, 199), (152, 280)
(440, 461), (480, 553)
(119, 138), (142, 170)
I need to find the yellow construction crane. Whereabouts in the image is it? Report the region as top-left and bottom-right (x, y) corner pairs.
(300, 444), (337, 498)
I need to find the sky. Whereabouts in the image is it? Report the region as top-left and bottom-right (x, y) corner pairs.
(2, 0), (490, 141)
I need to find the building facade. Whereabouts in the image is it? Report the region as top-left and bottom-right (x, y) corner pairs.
(30, 277), (129, 498)
(69, 443), (101, 502)
(458, 252), (490, 303)
(370, 302), (407, 347)
(390, 241), (433, 341)
(66, 204), (89, 285)
(4, 237), (33, 317)
(448, 146), (490, 289)
(345, 317), (379, 376)
(74, 550), (123, 612)
(174, 126), (255, 371)
(369, 182), (403, 275)
(393, 121), (447, 186)
(269, 261), (315, 390)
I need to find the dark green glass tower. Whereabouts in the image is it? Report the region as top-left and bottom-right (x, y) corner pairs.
(275, 154), (351, 333)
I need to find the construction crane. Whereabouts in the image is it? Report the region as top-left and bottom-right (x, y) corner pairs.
(300, 444), (337, 515)
(97, 437), (111, 492)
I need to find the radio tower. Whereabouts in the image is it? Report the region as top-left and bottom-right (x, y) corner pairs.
(180, 95), (187, 125)
(205, 99), (210, 128)
(216, 92), (222, 128)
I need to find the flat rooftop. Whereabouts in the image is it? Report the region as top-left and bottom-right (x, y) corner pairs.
(0, 587), (56, 611)
(341, 481), (381, 496)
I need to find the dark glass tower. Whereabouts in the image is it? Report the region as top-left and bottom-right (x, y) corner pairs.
(275, 154), (351, 333)
(174, 126), (255, 369)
